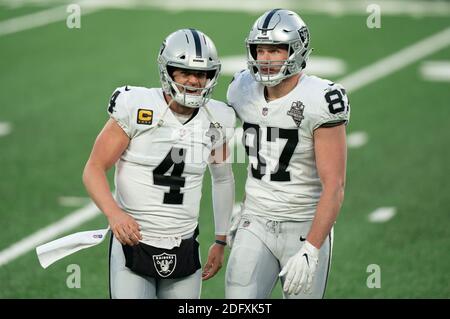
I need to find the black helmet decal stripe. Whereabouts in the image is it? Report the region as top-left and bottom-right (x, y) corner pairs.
(262, 8), (281, 29)
(189, 28), (202, 58)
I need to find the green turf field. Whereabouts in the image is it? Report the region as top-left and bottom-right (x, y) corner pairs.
(0, 1), (449, 299)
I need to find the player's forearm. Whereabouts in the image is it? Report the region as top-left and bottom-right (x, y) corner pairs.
(82, 162), (122, 219)
(306, 183), (345, 249)
(209, 162), (235, 235)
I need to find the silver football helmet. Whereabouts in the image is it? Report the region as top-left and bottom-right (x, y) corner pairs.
(246, 9), (312, 87)
(157, 29), (221, 108)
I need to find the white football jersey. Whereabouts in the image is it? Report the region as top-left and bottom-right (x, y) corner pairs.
(227, 70), (350, 221)
(108, 86), (236, 240)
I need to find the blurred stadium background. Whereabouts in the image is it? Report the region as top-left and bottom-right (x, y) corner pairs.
(0, 0), (449, 298)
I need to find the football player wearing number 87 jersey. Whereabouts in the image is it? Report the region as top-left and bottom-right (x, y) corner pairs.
(82, 29), (236, 299)
(225, 9), (350, 299)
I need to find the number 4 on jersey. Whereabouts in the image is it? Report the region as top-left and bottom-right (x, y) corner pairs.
(153, 147), (186, 205)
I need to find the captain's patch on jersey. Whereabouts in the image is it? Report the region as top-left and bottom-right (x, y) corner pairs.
(137, 109), (153, 125)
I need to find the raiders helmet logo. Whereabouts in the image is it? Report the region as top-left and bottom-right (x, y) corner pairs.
(298, 26), (309, 47)
(152, 253), (176, 278)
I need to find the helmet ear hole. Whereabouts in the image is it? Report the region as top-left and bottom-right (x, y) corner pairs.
(250, 44), (258, 60)
(206, 70), (216, 80)
(166, 65), (176, 78)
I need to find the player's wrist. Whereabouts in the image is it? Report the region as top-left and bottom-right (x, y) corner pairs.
(214, 239), (227, 246)
(104, 207), (125, 220)
(304, 240), (319, 258)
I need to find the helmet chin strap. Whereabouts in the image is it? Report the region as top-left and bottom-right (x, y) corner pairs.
(158, 88), (202, 128)
(203, 105), (222, 129)
(155, 96), (175, 128)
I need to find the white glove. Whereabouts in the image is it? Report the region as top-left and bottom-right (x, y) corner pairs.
(226, 203), (243, 248)
(279, 241), (319, 295)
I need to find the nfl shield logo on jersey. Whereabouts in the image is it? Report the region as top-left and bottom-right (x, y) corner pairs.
(287, 100), (305, 127)
(153, 253), (177, 278)
(262, 107), (269, 116)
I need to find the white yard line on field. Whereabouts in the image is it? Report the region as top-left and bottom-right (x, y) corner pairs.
(58, 196), (91, 207)
(0, 122), (12, 137)
(368, 207), (397, 223)
(347, 131), (368, 148)
(0, 203), (100, 267)
(1, 24), (450, 268)
(338, 27), (450, 92)
(420, 61), (450, 82)
(0, 1), (102, 37)
(2, 0), (450, 17)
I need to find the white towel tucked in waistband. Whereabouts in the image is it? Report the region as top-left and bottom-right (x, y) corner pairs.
(36, 227), (110, 269)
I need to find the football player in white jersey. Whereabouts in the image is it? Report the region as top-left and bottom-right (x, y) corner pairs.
(82, 29), (236, 299)
(225, 9), (350, 299)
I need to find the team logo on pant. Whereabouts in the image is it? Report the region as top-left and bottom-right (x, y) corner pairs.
(152, 253), (177, 277)
(287, 100), (305, 127)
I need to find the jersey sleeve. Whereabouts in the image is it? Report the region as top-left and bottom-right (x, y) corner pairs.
(223, 107), (237, 144)
(309, 82), (350, 132)
(227, 70), (248, 123)
(226, 70), (246, 107)
(106, 86), (135, 137)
